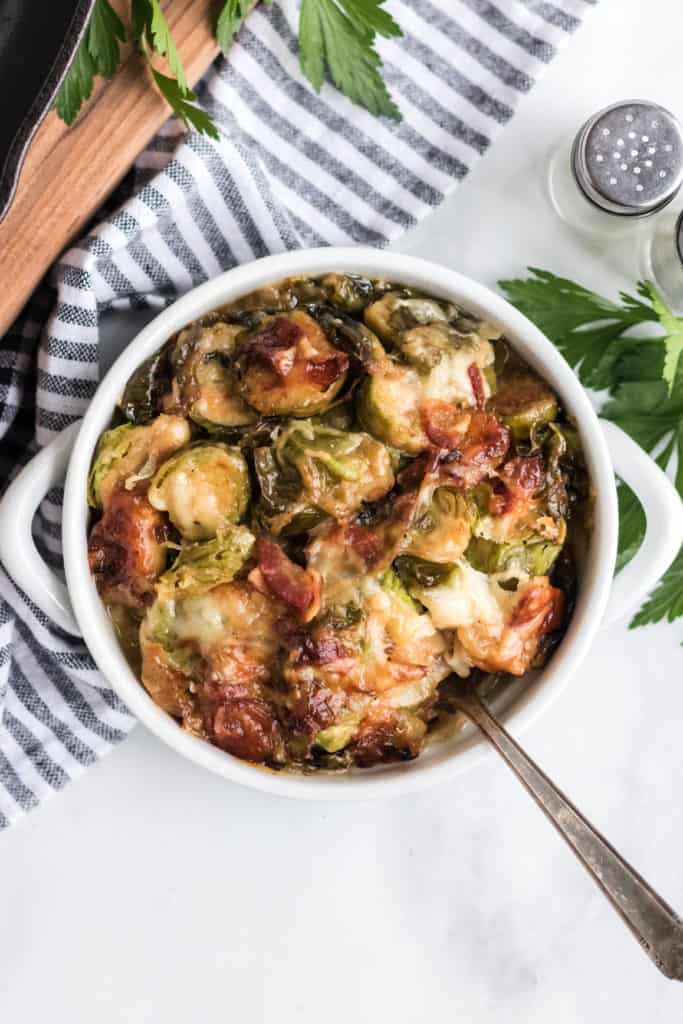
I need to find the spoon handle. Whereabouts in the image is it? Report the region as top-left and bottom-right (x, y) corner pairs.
(456, 689), (683, 980)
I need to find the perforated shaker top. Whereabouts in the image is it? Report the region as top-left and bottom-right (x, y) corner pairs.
(572, 101), (683, 216)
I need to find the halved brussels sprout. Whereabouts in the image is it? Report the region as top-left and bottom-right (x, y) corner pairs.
(148, 442), (250, 540)
(310, 306), (389, 370)
(403, 487), (475, 563)
(364, 291), (452, 343)
(235, 310), (349, 417)
(170, 322), (256, 431)
(256, 420), (395, 534)
(491, 371), (558, 440)
(288, 273), (378, 313)
(358, 329), (496, 453)
(394, 556), (454, 590)
(364, 290), (502, 350)
(465, 536), (561, 576)
(157, 524), (255, 600)
(87, 415), (191, 509)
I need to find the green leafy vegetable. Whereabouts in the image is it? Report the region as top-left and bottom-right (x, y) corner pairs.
(500, 268), (683, 637)
(57, 0), (403, 130)
(299, 0), (402, 119)
(150, 70), (219, 139)
(216, 0), (267, 50)
(646, 284), (683, 394)
(631, 549), (683, 627)
(56, 0), (126, 125)
(130, 0), (219, 136)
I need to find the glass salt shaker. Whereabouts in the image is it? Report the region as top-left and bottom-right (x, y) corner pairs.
(547, 100), (683, 239)
(639, 206), (683, 314)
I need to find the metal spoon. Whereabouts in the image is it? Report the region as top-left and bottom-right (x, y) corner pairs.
(441, 677), (683, 980)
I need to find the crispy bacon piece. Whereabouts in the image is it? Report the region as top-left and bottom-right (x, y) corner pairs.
(255, 536), (319, 618)
(439, 411), (510, 488)
(468, 363), (486, 409)
(339, 491), (420, 573)
(295, 635), (352, 666)
(243, 318), (303, 379)
(88, 488), (170, 609)
(303, 351), (350, 386)
(199, 658), (283, 763)
(211, 699), (282, 762)
(285, 678), (348, 740)
(457, 578), (564, 676)
(510, 579), (564, 634)
(245, 317), (303, 361)
(350, 706), (424, 767)
(342, 522), (386, 569)
(420, 400), (471, 450)
(490, 454), (545, 515)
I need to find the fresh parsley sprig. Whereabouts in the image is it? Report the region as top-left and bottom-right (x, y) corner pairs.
(299, 0), (402, 119)
(56, 0), (126, 125)
(499, 268), (683, 637)
(56, 0), (402, 134)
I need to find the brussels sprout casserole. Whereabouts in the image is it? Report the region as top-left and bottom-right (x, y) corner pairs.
(87, 274), (591, 771)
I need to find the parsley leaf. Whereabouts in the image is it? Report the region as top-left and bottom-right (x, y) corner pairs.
(646, 282), (683, 393)
(498, 268), (660, 391)
(132, 0), (188, 91)
(631, 548), (683, 626)
(56, 0), (126, 125)
(299, 0), (402, 119)
(131, 0), (218, 137)
(216, 0), (265, 51)
(151, 71), (219, 139)
(615, 482), (646, 574)
(500, 268), (683, 636)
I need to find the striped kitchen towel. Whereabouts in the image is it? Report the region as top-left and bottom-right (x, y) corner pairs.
(0, 0), (595, 827)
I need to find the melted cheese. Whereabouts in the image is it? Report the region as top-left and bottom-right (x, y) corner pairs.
(414, 560), (521, 633)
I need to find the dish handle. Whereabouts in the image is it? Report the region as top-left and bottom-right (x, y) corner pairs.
(0, 422), (82, 636)
(600, 419), (682, 628)
(0, 419), (680, 638)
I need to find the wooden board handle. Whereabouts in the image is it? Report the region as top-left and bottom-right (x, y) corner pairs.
(0, 0), (220, 338)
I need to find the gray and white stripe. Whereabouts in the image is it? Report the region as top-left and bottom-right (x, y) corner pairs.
(0, 0), (595, 827)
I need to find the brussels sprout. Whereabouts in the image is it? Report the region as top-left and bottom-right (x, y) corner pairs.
(364, 291), (502, 350)
(235, 310), (349, 417)
(358, 329), (495, 453)
(404, 487), (475, 563)
(310, 306), (387, 369)
(465, 536), (561, 576)
(148, 442), (250, 540)
(315, 713), (362, 753)
(379, 568), (421, 610)
(364, 291), (452, 343)
(157, 525), (255, 600)
(285, 274), (379, 313)
(87, 415), (191, 509)
(357, 366), (426, 453)
(120, 347), (171, 424)
(171, 322), (256, 430)
(316, 273), (377, 312)
(491, 372), (558, 440)
(256, 420), (394, 534)
(394, 556), (454, 589)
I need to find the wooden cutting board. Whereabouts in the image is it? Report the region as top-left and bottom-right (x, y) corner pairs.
(0, 0), (220, 337)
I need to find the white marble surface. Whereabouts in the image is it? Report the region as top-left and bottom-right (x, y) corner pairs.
(3, 1), (683, 1020)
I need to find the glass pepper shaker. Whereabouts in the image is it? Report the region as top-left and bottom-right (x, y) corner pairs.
(639, 207), (683, 314)
(547, 100), (683, 238)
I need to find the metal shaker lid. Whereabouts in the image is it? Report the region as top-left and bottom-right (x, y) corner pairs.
(572, 100), (683, 216)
